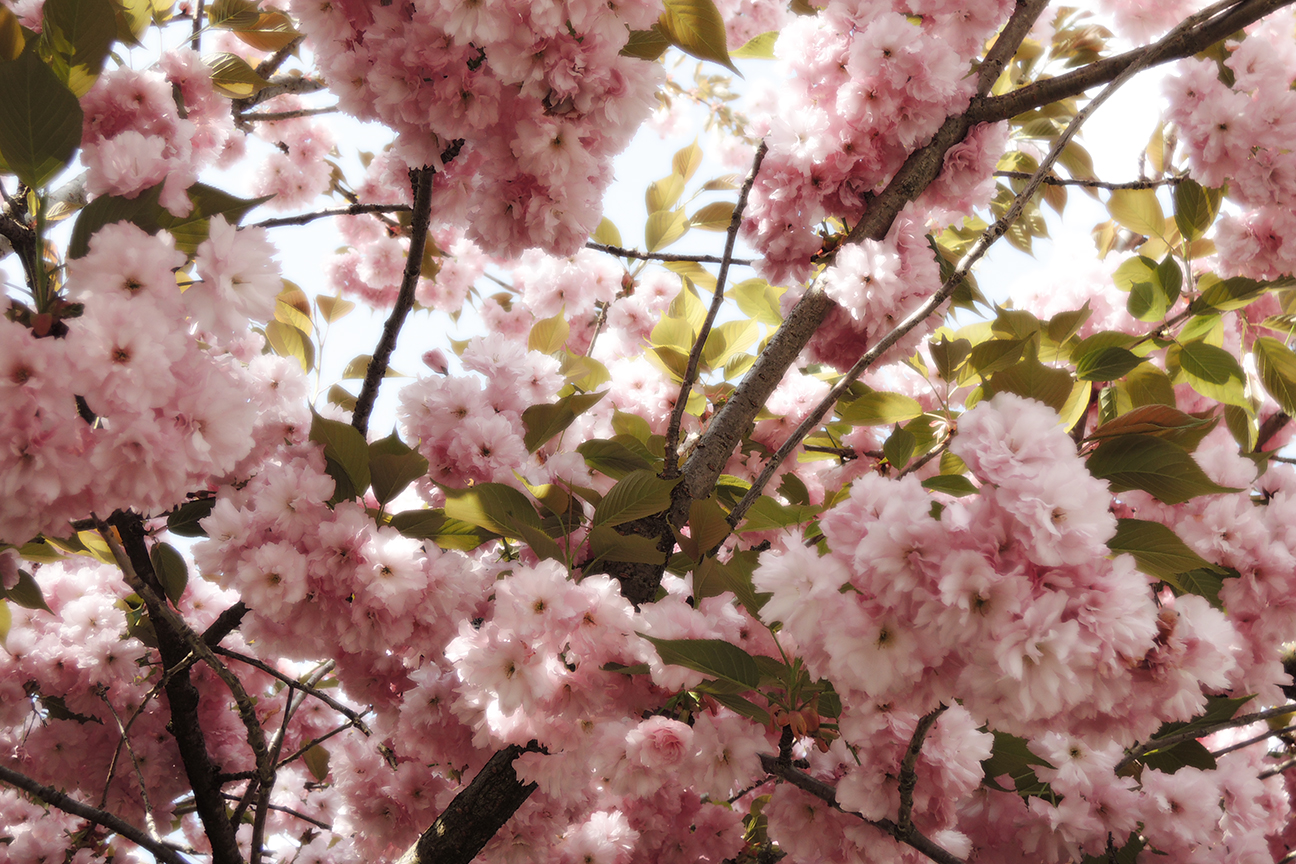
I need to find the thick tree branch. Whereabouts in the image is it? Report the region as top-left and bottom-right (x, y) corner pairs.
(249, 202), (413, 230)
(351, 164), (439, 435)
(396, 743), (542, 864)
(585, 241), (754, 266)
(729, 3), (1183, 522)
(975, 0), (1054, 97)
(663, 141), (768, 477)
(972, 0), (1295, 125)
(99, 512), (242, 864)
(0, 763), (190, 864)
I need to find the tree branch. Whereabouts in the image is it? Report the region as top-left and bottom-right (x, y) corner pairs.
(248, 203), (413, 230)
(663, 141), (768, 478)
(396, 743), (543, 864)
(585, 241), (754, 266)
(239, 106), (340, 123)
(213, 646), (371, 735)
(728, 1), (1179, 524)
(972, 0), (1295, 125)
(0, 763), (190, 864)
(351, 163), (440, 436)
(757, 753), (966, 864)
(1115, 703), (1296, 773)
(1211, 723), (1296, 758)
(994, 170), (1185, 189)
(99, 512), (241, 864)
(975, 0), (1054, 97)
(897, 706), (947, 837)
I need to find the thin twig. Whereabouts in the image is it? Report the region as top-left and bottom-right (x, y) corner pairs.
(214, 647), (371, 735)
(220, 792), (333, 831)
(897, 437), (951, 479)
(274, 716), (364, 772)
(993, 170), (1184, 189)
(96, 687), (162, 842)
(1259, 753), (1296, 779)
(1210, 723), (1296, 759)
(249, 203), (413, 230)
(0, 763), (190, 864)
(352, 147), (457, 435)
(239, 106), (340, 122)
(727, 3), (1186, 527)
(897, 706), (947, 837)
(1116, 703), (1296, 773)
(663, 141), (768, 478)
(757, 753), (966, 864)
(585, 241), (753, 266)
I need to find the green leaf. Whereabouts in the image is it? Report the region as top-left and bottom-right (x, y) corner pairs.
(1086, 404), (1217, 451)
(737, 496), (819, 533)
(1142, 738), (1216, 774)
(0, 47), (82, 188)
(522, 391), (607, 453)
(229, 10), (299, 52)
(578, 438), (654, 479)
(1123, 363), (1177, 408)
(149, 541), (189, 605)
(389, 509), (445, 539)
(837, 391), (923, 426)
(687, 497), (730, 558)
(620, 24), (670, 62)
(641, 635), (760, 689)
(587, 525), (668, 565)
(157, 183), (271, 253)
(368, 433), (429, 506)
(4, 568), (52, 612)
(112, 0), (152, 45)
(167, 497), (216, 537)
(593, 469), (680, 527)
(1173, 178), (1221, 242)
(882, 426), (915, 470)
(1108, 187), (1164, 237)
(326, 384), (357, 413)
(0, 598), (10, 649)
(302, 744), (330, 781)
(929, 335), (972, 381)
(1171, 567), (1226, 610)
(1108, 518), (1226, 584)
(645, 209), (689, 252)
(1195, 275), (1271, 313)
(707, 692), (772, 726)
(0, 6), (26, 60)
(921, 475), (979, 497)
(309, 412), (371, 500)
(208, 0), (260, 28)
(265, 321), (313, 372)
(528, 313), (570, 354)
(1075, 346), (1143, 382)
(442, 483), (542, 539)
(986, 355), (1074, 412)
(390, 510), (499, 550)
(731, 30), (777, 59)
(41, 0), (116, 96)
(702, 318), (759, 370)
(690, 200), (735, 231)
(1087, 434), (1238, 504)
(981, 730), (1053, 795)
(1167, 340), (1248, 407)
(1151, 695), (1253, 744)
(1253, 336), (1296, 415)
(204, 51), (268, 98)
(646, 173), (686, 213)
(967, 337), (1028, 377)
(659, 0), (738, 74)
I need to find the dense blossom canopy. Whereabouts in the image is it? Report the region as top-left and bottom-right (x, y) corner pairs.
(6, 0), (1296, 863)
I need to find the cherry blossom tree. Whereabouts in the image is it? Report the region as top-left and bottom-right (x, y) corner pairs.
(8, 0), (1296, 862)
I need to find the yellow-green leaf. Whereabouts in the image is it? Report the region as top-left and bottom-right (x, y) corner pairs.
(591, 216), (622, 248)
(1166, 341), (1248, 408)
(1108, 187), (1164, 238)
(659, 0), (739, 75)
(645, 209), (689, 252)
(205, 51), (268, 98)
(1253, 336), (1296, 415)
(521, 391), (607, 453)
(732, 30), (777, 59)
(690, 200), (735, 231)
(587, 525), (668, 565)
(837, 391), (922, 425)
(315, 294), (355, 323)
(0, 6), (24, 60)
(646, 173), (686, 213)
(593, 469), (680, 527)
(620, 24), (670, 62)
(672, 139), (702, 182)
(528, 313), (570, 354)
(232, 10), (299, 52)
(207, 0), (259, 28)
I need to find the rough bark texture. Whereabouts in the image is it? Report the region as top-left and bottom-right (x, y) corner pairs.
(396, 744), (540, 864)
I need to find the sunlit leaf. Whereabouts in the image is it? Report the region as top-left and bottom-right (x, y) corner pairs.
(205, 51), (268, 98)
(690, 200), (735, 231)
(0, 48), (82, 188)
(522, 391), (607, 453)
(1086, 434), (1238, 504)
(1254, 336), (1296, 415)
(1107, 187), (1164, 237)
(659, 0), (738, 74)
(1166, 341), (1248, 408)
(732, 30), (777, 59)
(593, 469), (680, 527)
(645, 209), (689, 252)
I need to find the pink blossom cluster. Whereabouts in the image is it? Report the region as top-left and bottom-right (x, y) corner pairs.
(81, 51), (235, 215)
(752, 393), (1286, 860)
(289, 0), (664, 256)
(742, 0), (1013, 285)
(1164, 12), (1296, 278)
(0, 221), (299, 545)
